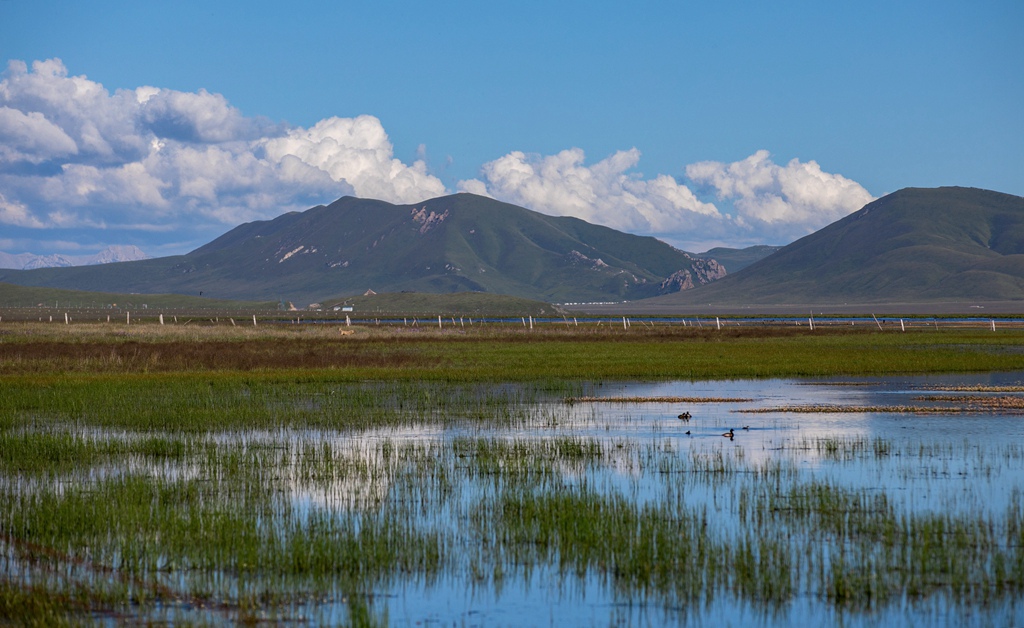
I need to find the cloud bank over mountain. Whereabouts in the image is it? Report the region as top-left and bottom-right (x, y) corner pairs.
(456, 148), (874, 247)
(685, 150), (876, 238)
(0, 59), (875, 255)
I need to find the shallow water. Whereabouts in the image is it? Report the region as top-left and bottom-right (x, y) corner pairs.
(348, 373), (1024, 626)
(5, 372), (1024, 626)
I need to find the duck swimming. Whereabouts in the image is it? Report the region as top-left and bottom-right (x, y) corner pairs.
(722, 428), (735, 439)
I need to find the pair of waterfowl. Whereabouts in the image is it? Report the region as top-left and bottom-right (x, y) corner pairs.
(678, 410), (748, 437)
(721, 426), (750, 439)
(683, 427), (748, 437)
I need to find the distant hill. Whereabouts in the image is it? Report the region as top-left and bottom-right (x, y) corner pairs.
(0, 282), (271, 310)
(0, 194), (724, 304)
(694, 245), (780, 273)
(639, 187), (1024, 307)
(0, 245), (149, 270)
(0, 282), (553, 316)
(318, 291), (561, 317)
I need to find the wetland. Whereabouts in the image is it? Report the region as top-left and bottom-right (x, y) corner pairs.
(2, 321), (1024, 626)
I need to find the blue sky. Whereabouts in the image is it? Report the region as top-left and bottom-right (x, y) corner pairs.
(0, 0), (1021, 259)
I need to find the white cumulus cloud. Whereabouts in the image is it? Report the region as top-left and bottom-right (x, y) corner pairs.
(0, 59), (148, 164)
(138, 87), (278, 143)
(262, 116), (446, 204)
(686, 150), (875, 235)
(459, 147), (874, 250)
(0, 58), (875, 257)
(0, 59), (447, 248)
(458, 148), (720, 235)
(0, 106), (78, 164)
(0, 192), (45, 228)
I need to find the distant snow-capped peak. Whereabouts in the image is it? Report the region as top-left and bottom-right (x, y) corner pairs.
(86, 245), (149, 265)
(0, 245), (150, 270)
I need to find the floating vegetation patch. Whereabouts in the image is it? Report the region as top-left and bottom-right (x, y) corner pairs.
(914, 395), (1024, 409)
(564, 395), (754, 403)
(741, 395), (1024, 414)
(735, 404), (967, 414)
(925, 385), (1024, 392)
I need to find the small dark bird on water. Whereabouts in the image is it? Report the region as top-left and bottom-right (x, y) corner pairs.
(742, 425), (750, 430)
(722, 428), (735, 439)
(678, 412), (691, 420)
(685, 430), (691, 435)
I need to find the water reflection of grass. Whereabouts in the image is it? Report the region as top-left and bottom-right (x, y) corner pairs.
(3, 403), (1024, 624)
(0, 379), (578, 433)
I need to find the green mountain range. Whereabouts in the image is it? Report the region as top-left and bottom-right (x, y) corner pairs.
(642, 187), (1024, 306)
(0, 194), (725, 304)
(5, 187), (1018, 310)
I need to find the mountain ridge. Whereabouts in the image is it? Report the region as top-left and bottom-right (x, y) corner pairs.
(0, 194), (724, 304)
(0, 245), (149, 270)
(638, 186), (1024, 306)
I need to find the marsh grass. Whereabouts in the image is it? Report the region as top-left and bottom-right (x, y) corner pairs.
(2, 322), (1024, 379)
(4, 402), (1024, 625)
(0, 378), (583, 433)
(5, 323), (1024, 624)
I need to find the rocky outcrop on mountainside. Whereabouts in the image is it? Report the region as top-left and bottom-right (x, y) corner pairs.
(659, 269), (696, 292)
(658, 256), (727, 294)
(410, 206), (449, 234)
(692, 257), (726, 283)
(566, 250), (610, 269)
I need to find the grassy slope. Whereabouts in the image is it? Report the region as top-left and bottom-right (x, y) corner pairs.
(643, 187), (1024, 306)
(0, 282), (273, 309)
(431, 195), (690, 301)
(0, 257), (188, 294)
(0, 194), (702, 304)
(694, 245), (780, 273)
(0, 282), (561, 317)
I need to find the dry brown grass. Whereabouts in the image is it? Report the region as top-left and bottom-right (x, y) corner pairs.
(736, 405), (963, 414)
(926, 385), (1024, 392)
(914, 395), (1024, 409)
(738, 394), (1024, 414)
(0, 335), (423, 373)
(3, 319), (1024, 380)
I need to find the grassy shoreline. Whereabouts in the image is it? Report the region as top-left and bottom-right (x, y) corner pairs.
(1, 322), (1022, 381)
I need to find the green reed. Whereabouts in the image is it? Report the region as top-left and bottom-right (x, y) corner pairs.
(0, 377), (584, 433)
(3, 380), (1024, 624)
